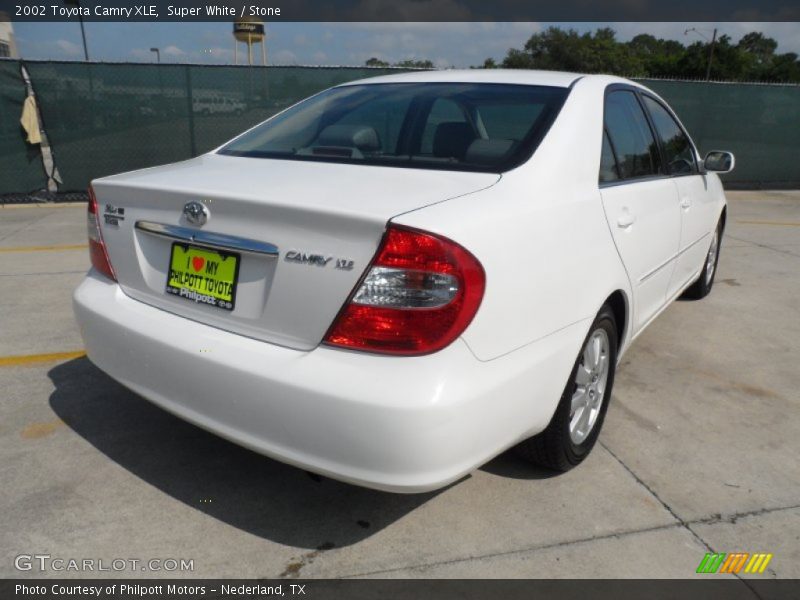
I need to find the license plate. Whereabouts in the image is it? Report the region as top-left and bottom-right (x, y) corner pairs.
(166, 243), (239, 311)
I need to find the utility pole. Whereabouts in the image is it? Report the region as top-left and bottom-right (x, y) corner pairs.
(685, 27), (718, 82)
(64, 0), (89, 61)
(706, 28), (718, 81)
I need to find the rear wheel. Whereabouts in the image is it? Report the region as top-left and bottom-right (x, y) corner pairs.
(515, 305), (618, 471)
(682, 219), (722, 300)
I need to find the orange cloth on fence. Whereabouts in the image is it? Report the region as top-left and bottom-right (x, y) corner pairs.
(20, 95), (42, 144)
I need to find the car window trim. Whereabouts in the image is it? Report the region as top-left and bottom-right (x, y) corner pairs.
(599, 173), (673, 189)
(600, 127), (622, 183)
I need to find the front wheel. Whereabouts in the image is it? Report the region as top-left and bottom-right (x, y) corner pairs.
(515, 305), (618, 471)
(682, 219), (722, 300)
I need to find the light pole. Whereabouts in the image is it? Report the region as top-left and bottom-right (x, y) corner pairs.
(684, 27), (718, 81)
(63, 0), (89, 61)
(150, 47), (160, 63)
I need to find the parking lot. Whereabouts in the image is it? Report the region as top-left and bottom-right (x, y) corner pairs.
(1, 191), (798, 580)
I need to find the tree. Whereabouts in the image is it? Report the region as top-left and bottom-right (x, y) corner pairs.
(395, 59), (435, 69)
(365, 57), (389, 67)
(501, 27), (644, 75)
(487, 26), (799, 82)
(738, 32), (778, 67)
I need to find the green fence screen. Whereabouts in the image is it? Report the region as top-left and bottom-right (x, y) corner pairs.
(0, 60), (798, 197)
(0, 60), (49, 194)
(641, 79), (799, 188)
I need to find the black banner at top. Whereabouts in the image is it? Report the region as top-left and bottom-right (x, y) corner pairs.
(1, 0), (799, 22)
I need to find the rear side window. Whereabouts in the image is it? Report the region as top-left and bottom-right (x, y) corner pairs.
(642, 96), (697, 175)
(599, 130), (620, 183)
(604, 90), (662, 180)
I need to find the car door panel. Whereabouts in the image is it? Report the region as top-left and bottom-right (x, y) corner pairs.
(600, 89), (682, 333)
(601, 180), (681, 331)
(671, 175), (717, 293)
(639, 94), (717, 296)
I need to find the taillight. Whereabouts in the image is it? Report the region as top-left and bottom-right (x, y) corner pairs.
(87, 185), (116, 281)
(324, 225), (485, 355)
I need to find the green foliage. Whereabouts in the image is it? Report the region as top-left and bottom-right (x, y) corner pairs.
(394, 59), (435, 69)
(492, 27), (800, 82)
(365, 57), (390, 68)
(365, 58), (434, 69)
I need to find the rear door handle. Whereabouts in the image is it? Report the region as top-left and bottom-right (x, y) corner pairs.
(680, 198), (692, 209)
(617, 213), (635, 228)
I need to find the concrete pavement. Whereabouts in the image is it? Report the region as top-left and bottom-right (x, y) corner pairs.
(1, 192), (798, 580)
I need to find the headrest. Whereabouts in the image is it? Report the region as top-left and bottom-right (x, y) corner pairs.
(464, 139), (516, 165)
(432, 122), (476, 160)
(317, 125), (380, 150)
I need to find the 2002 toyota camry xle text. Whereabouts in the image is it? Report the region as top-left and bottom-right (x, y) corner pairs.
(73, 70), (734, 492)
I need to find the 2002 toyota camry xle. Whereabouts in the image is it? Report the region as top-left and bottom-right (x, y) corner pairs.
(73, 70), (734, 492)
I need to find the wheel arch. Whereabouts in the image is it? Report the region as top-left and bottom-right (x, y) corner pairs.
(605, 289), (629, 356)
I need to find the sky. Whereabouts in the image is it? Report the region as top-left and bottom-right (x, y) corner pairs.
(11, 22), (800, 68)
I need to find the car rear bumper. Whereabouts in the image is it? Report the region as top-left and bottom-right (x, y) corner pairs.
(73, 270), (586, 492)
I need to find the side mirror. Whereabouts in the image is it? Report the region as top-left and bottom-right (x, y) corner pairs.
(703, 151), (735, 174)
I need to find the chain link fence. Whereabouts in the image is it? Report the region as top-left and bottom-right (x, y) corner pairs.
(1, 60), (799, 203)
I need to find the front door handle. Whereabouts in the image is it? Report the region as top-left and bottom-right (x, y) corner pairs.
(680, 198), (692, 209)
(617, 213), (635, 228)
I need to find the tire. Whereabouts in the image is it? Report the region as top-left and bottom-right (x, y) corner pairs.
(515, 305), (619, 472)
(681, 218), (722, 300)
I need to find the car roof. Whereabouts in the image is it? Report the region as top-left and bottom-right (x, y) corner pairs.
(338, 69), (590, 89)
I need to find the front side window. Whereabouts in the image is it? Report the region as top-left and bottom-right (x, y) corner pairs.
(604, 90), (662, 180)
(219, 83), (569, 173)
(642, 96), (697, 175)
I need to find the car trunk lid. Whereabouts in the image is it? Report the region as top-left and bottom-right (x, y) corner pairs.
(91, 153), (499, 350)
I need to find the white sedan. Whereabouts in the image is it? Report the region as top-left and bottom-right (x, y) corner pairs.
(73, 70), (733, 492)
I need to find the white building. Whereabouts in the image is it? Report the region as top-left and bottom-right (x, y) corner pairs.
(0, 12), (18, 58)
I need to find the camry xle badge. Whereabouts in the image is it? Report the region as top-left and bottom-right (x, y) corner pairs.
(285, 251), (333, 267)
(183, 201), (208, 226)
(285, 250), (354, 270)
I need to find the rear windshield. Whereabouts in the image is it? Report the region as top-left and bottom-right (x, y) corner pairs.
(218, 83), (569, 173)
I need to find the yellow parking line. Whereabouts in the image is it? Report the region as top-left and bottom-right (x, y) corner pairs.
(737, 220), (800, 227)
(0, 244), (87, 253)
(0, 350), (86, 367)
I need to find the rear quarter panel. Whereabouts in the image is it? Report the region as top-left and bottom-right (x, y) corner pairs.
(393, 76), (633, 362)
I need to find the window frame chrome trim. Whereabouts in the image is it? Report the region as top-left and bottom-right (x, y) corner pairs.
(135, 221), (279, 257)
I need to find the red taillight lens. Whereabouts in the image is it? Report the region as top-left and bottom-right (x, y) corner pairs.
(324, 225), (485, 355)
(87, 186), (116, 281)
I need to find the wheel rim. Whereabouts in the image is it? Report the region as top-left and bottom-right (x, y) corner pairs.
(705, 230), (719, 286)
(569, 329), (610, 445)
